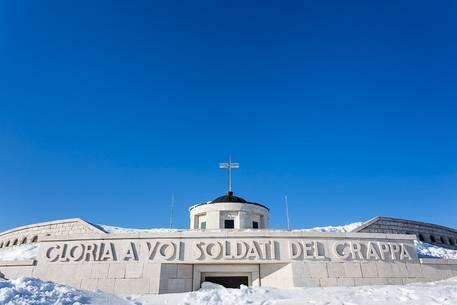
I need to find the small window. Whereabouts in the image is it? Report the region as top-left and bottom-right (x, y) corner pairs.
(224, 219), (234, 229)
(31, 236), (38, 243)
(430, 235), (436, 243)
(418, 234), (425, 242)
(0, 242), (3, 248)
(440, 237), (447, 244)
(21, 237), (27, 245)
(451, 238), (457, 246)
(12, 239), (18, 246)
(200, 222), (206, 229)
(4, 241), (10, 247)
(252, 221), (259, 229)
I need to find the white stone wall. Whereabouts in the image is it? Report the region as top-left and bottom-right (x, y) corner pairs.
(354, 217), (457, 249)
(189, 202), (269, 229)
(0, 219), (105, 250)
(1, 230), (457, 294)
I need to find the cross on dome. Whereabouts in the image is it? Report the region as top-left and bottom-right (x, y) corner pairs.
(219, 157), (239, 193)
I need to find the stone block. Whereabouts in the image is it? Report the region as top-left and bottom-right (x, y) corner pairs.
(391, 262), (408, 278)
(304, 262), (328, 278)
(177, 264), (193, 279)
(319, 277), (337, 287)
(125, 263), (143, 278)
(376, 262), (393, 277)
(386, 278), (403, 285)
(81, 278), (98, 291)
(149, 276), (161, 294)
(167, 278), (192, 293)
(420, 264), (440, 280)
(91, 264), (109, 279)
(98, 279), (115, 293)
(160, 264), (177, 279)
(108, 263), (125, 279)
(337, 278), (355, 287)
(360, 263), (378, 278)
(344, 262), (362, 278)
(405, 263), (422, 278)
(74, 264), (92, 279)
(143, 263), (161, 278)
(114, 279), (150, 294)
(327, 263), (345, 278)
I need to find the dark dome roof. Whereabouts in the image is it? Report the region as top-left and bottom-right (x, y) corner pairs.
(211, 191), (247, 203)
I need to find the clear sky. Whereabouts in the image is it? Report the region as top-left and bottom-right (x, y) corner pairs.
(0, 1), (456, 232)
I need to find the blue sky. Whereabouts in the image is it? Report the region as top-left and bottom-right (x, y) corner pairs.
(0, 1), (456, 232)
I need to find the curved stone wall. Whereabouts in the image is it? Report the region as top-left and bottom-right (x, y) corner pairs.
(0, 218), (106, 250)
(352, 217), (457, 249)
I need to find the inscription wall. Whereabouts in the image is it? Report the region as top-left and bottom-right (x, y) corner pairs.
(40, 237), (416, 264)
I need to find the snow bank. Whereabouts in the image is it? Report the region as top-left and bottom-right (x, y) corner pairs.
(168, 277), (457, 305)
(2, 276), (457, 305)
(416, 241), (457, 259)
(0, 244), (38, 261)
(0, 277), (86, 305)
(0, 277), (130, 305)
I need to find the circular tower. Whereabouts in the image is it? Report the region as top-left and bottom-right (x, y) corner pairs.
(189, 191), (269, 230)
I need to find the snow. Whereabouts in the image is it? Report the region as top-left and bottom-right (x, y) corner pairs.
(99, 224), (182, 234)
(416, 241), (457, 259)
(0, 244), (38, 261)
(2, 276), (457, 305)
(293, 221), (364, 233)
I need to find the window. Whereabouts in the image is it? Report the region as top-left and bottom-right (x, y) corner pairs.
(430, 235), (436, 243)
(440, 237), (447, 244)
(4, 241), (10, 247)
(0, 242), (3, 248)
(418, 234), (425, 242)
(200, 222), (206, 229)
(31, 236), (38, 243)
(12, 239), (18, 246)
(21, 237), (27, 245)
(224, 219), (234, 229)
(252, 221), (259, 229)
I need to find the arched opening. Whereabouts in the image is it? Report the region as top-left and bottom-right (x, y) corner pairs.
(0, 242), (3, 249)
(418, 234), (425, 242)
(31, 236), (38, 243)
(430, 235), (436, 243)
(21, 237), (27, 245)
(4, 241), (10, 247)
(12, 239), (18, 246)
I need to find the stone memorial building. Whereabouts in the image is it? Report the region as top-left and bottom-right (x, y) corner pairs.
(0, 161), (456, 294)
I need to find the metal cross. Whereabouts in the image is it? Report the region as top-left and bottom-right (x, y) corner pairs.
(219, 157), (239, 193)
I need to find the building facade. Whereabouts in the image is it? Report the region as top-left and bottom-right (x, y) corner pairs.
(0, 192), (457, 294)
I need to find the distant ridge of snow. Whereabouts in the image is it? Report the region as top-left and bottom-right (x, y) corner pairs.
(293, 221), (364, 233)
(99, 224), (182, 234)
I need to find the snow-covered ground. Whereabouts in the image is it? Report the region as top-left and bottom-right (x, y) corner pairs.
(1, 277), (457, 305)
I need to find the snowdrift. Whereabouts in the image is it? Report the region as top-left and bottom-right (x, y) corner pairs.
(1, 277), (457, 305)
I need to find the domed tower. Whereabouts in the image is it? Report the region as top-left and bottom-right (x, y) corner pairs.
(189, 158), (269, 230)
(189, 191), (269, 230)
